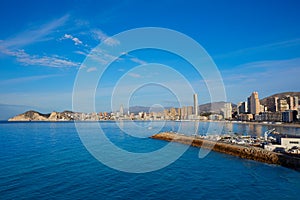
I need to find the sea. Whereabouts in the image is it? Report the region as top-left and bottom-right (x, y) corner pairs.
(1, 121), (300, 200)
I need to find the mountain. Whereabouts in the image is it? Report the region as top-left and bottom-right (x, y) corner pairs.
(260, 92), (300, 105)
(128, 106), (171, 114)
(198, 101), (237, 114)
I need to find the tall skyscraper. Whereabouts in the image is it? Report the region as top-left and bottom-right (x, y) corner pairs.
(274, 96), (279, 112)
(249, 92), (260, 115)
(193, 94), (198, 116)
(119, 104), (124, 116)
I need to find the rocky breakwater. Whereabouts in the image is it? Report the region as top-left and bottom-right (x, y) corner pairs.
(151, 132), (300, 171)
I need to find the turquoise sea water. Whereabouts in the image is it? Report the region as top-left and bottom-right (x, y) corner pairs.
(0, 121), (300, 199)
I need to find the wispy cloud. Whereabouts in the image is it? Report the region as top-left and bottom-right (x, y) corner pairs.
(128, 72), (142, 78)
(62, 34), (83, 45)
(216, 38), (300, 59)
(0, 15), (69, 50)
(5, 49), (79, 68)
(221, 57), (300, 102)
(0, 74), (63, 85)
(0, 15), (79, 68)
(86, 67), (97, 72)
(92, 29), (120, 46)
(236, 57), (300, 69)
(130, 57), (147, 65)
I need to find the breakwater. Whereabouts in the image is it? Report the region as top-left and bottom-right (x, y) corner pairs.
(151, 132), (300, 171)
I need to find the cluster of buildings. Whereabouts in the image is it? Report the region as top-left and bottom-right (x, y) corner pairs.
(64, 92), (299, 123)
(106, 94), (233, 121)
(237, 92), (299, 123)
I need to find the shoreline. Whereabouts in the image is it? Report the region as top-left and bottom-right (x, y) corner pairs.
(5, 119), (300, 128)
(228, 120), (300, 128)
(151, 132), (300, 171)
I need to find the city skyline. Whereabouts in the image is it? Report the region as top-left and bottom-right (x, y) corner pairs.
(1, 1), (300, 115)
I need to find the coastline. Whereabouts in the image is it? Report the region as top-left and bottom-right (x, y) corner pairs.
(228, 120), (300, 128)
(5, 119), (300, 128)
(201, 120), (300, 128)
(151, 132), (300, 171)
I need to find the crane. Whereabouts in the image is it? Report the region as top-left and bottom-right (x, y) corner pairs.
(264, 128), (276, 141)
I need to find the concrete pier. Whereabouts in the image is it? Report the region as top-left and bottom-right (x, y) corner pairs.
(151, 132), (300, 171)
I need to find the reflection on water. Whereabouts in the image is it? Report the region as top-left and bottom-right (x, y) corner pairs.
(176, 121), (300, 137)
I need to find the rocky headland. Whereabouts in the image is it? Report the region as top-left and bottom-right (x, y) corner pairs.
(8, 110), (76, 121)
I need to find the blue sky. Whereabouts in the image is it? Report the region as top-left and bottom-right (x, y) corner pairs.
(0, 0), (300, 114)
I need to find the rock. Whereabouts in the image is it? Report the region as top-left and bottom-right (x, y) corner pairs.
(8, 110), (50, 121)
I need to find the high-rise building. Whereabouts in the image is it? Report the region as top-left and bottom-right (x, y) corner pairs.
(274, 96), (279, 112)
(294, 96), (299, 111)
(182, 106), (187, 120)
(119, 104), (124, 116)
(193, 94), (199, 116)
(278, 99), (289, 112)
(249, 92), (260, 114)
(238, 101), (248, 114)
(187, 106), (193, 116)
(223, 102), (232, 119)
(287, 96), (294, 111)
(247, 97), (251, 114)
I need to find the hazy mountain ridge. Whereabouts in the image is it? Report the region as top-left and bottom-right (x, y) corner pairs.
(198, 102), (237, 113)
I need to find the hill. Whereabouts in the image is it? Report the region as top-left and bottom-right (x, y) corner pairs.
(199, 102), (237, 114)
(260, 92), (300, 105)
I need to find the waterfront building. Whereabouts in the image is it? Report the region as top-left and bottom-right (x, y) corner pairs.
(193, 94), (199, 116)
(281, 138), (300, 149)
(222, 102), (232, 119)
(249, 92), (260, 115)
(278, 99), (289, 112)
(187, 106), (193, 116)
(238, 113), (253, 121)
(287, 96), (294, 111)
(119, 104), (124, 116)
(182, 106), (187, 120)
(265, 97), (278, 112)
(238, 101), (248, 114)
(260, 112), (282, 122)
(294, 96), (299, 111)
(274, 96), (279, 112)
(209, 114), (223, 120)
(282, 110), (298, 123)
(237, 102), (242, 115)
(247, 97), (251, 114)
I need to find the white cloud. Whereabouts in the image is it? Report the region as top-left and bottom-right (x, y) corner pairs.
(92, 29), (120, 46)
(62, 33), (83, 45)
